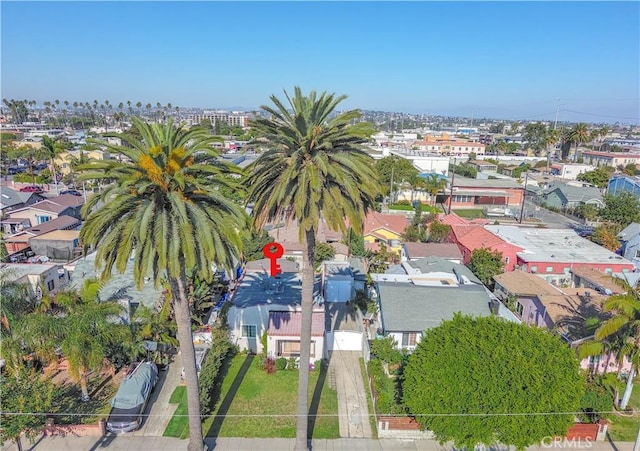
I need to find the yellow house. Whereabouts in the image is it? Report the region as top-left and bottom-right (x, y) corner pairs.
(362, 211), (408, 253)
(55, 149), (111, 175)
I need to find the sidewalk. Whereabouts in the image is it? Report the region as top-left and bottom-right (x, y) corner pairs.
(1, 436), (634, 451)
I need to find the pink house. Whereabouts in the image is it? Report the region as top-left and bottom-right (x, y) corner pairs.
(446, 224), (524, 270)
(493, 270), (633, 376)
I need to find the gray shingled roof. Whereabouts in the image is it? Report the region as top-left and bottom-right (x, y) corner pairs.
(71, 252), (164, 308)
(543, 183), (603, 203)
(377, 283), (491, 332)
(406, 256), (481, 284)
(0, 187), (34, 209)
(618, 222), (640, 241)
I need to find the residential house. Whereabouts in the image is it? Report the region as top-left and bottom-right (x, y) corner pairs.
(69, 251), (165, 323)
(267, 310), (325, 362)
(607, 175), (640, 200)
(468, 160), (498, 173)
(443, 176), (524, 210)
(226, 259), (325, 364)
(1, 217), (31, 235)
(362, 211), (408, 253)
(550, 163), (595, 180)
(7, 194), (84, 226)
(0, 187), (45, 218)
(446, 224), (524, 270)
(485, 226), (635, 283)
(618, 222), (640, 269)
(401, 242), (463, 264)
(267, 219), (346, 268)
(570, 266), (627, 296)
(411, 136), (486, 156)
(581, 151), (640, 168)
(366, 256), (518, 350)
(541, 182), (604, 210)
(4, 215), (81, 254)
(29, 230), (81, 261)
(0, 262), (70, 299)
(492, 270), (632, 376)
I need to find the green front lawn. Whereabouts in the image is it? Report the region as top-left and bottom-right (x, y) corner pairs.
(165, 354), (339, 439)
(608, 381), (640, 442)
(452, 209), (486, 219)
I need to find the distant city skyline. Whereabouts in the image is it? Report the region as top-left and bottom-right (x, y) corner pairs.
(2, 2), (639, 124)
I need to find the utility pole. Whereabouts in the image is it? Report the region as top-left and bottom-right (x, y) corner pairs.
(448, 158), (456, 215)
(519, 171), (529, 224)
(389, 167), (394, 205)
(553, 99), (560, 130)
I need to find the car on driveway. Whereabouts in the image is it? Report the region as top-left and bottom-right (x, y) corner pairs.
(19, 185), (43, 193)
(107, 361), (158, 434)
(60, 189), (82, 196)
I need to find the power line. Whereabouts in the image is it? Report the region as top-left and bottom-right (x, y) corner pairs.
(561, 109), (640, 121)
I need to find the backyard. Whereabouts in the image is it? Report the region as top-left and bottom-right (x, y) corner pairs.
(607, 382), (640, 442)
(164, 354), (339, 439)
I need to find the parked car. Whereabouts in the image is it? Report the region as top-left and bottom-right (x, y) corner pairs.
(19, 185), (43, 193)
(181, 346), (209, 380)
(106, 361), (158, 434)
(60, 189), (82, 196)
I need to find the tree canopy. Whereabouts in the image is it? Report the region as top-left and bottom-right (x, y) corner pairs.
(375, 156), (418, 196)
(468, 248), (504, 286)
(600, 191), (640, 228)
(576, 167), (613, 189)
(403, 314), (584, 450)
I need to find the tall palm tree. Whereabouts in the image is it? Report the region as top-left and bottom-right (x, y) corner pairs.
(569, 123), (590, 161)
(77, 117), (246, 451)
(41, 136), (63, 195)
(598, 126), (610, 151)
(245, 87), (381, 450)
(423, 174), (446, 207)
(591, 278), (640, 409)
(543, 127), (560, 170)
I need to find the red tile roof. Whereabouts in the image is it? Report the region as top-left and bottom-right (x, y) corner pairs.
(450, 225), (521, 252)
(364, 211), (408, 236)
(268, 311), (325, 337)
(438, 213), (471, 225)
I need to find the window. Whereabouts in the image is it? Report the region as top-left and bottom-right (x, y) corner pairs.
(531, 266), (538, 273)
(563, 267), (571, 274)
(402, 332), (418, 347)
(241, 325), (256, 338)
(605, 268), (612, 274)
(546, 266), (553, 273)
(515, 302), (524, 316)
(504, 257), (510, 264)
(47, 280), (54, 291)
(37, 215), (51, 224)
(278, 340), (315, 358)
(635, 250), (640, 258)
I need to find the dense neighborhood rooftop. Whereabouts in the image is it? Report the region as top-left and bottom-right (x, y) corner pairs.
(485, 225), (633, 265)
(376, 282), (491, 332)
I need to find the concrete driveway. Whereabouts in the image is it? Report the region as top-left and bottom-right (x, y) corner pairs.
(130, 353), (183, 437)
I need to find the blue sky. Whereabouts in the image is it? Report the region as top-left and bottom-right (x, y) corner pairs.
(2, 1), (639, 123)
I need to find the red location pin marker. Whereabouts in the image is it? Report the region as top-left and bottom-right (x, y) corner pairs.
(262, 242), (284, 276)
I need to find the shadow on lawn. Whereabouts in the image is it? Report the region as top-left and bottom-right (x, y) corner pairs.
(307, 361), (328, 439)
(206, 354), (254, 438)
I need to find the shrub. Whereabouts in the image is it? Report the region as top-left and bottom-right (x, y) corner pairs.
(199, 326), (234, 415)
(370, 337), (402, 366)
(276, 358), (287, 371)
(287, 357), (298, 370)
(264, 357), (276, 374)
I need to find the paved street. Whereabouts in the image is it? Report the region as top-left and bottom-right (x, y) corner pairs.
(2, 435), (635, 451)
(521, 200), (581, 230)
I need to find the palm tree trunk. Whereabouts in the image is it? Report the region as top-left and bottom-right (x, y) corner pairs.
(15, 436), (23, 451)
(295, 228), (316, 451)
(81, 373), (89, 401)
(170, 274), (204, 451)
(620, 366), (636, 410)
(50, 158), (58, 195)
